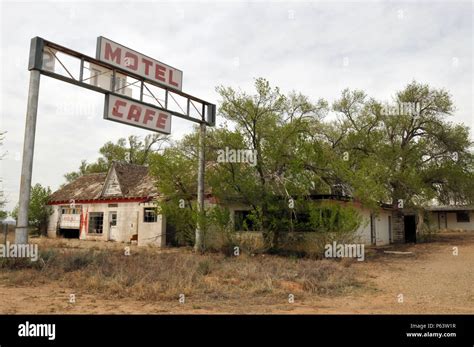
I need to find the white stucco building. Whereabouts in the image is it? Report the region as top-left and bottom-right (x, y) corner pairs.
(426, 206), (474, 231)
(227, 199), (395, 246)
(47, 162), (165, 247)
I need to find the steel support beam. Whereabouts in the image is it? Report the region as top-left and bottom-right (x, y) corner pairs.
(15, 69), (41, 244)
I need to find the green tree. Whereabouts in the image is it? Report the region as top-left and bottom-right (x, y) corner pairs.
(211, 79), (330, 249)
(11, 184), (52, 235)
(64, 134), (169, 183)
(324, 81), (474, 207)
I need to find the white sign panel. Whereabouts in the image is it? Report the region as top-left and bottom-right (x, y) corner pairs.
(60, 214), (81, 229)
(104, 94), (172, 134)
(97, 37), (183, 91)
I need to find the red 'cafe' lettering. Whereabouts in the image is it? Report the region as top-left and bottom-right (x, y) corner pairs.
(106, 95), (171, 134)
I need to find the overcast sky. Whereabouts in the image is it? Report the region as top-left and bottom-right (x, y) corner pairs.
(0, 0), (472, 212)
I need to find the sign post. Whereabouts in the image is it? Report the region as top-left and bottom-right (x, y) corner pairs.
(15, 69), (41, 244)
(195, 122), (206, 252)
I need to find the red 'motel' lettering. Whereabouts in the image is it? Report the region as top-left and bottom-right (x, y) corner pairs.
(142, 58), (153, 76)
(104, 43), (121, 64)
(169, 70), (179, 87)
(112, 100), (127, 118)
(155, 64), (166, 82)
(124, 52), (138, 70)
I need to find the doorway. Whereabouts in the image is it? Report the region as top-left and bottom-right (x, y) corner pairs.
(109, 212), (118, 241)
(165, 221), (178, 247)
(404, 215), (416, 243)
(59, 229), (79, 238)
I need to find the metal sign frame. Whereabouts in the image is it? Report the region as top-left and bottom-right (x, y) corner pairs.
(28, 37), (216, 126)
(15, 37), (215, 249)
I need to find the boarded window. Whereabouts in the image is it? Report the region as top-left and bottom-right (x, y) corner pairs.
(89, 212), (104, 234)
(456, 211), (470, 223)
(144, 208), (157, 223)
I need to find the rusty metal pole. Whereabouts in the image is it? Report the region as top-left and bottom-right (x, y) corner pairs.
(15, 69), (41, 244)
(194, 121), (206, 252)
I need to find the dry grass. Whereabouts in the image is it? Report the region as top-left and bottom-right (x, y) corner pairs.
(0, 245), (361, 302)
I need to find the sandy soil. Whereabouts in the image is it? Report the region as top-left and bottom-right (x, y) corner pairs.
(0, 231), (473, 314)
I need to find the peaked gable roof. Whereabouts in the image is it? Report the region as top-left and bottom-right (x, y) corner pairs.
(49, 162), (158, 204)
(101, 165), (123, 197)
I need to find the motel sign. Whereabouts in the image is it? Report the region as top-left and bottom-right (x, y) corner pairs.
(16, 36), (215, 248)
(97, 37), (183, 91)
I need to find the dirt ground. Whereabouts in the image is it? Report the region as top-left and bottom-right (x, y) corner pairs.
(0, 231), (473, 314)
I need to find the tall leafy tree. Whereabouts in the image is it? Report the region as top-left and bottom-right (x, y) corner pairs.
(11, 184), (52, 235)
(209, 78), (328, 248)
(64, 133), (169, 183)
(324, 81), (474, 207)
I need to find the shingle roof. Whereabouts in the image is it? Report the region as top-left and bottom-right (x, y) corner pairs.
(48, 162), (157, 203)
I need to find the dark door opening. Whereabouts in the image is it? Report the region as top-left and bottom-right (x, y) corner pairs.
(404, 215), (416, 243)
(165, 222), (178, 247)
(59, 228), (80, 239)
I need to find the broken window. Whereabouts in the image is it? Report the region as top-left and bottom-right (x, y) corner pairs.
(61, 206), (82, 214)
(144, 208), (157, 223)
(89, 212), (104, 234)
(456, 211), (470, 223)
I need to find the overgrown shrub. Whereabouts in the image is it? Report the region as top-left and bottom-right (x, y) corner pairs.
(273, 201), (362, 257)
(2, 246), (360, 301)
(157, 199), (197, 246)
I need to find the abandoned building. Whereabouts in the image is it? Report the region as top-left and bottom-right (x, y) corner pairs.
(426, 205), (474, 231)
(46, 162), (474, 247)
(47, 162), (165, 246)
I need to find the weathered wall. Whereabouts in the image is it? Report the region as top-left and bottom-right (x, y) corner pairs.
(47, 202), (164, 246)
(47, 205), (60, 238)
(137, 202), (165, 247)
(226, 203), (392, 246)
(430, 211), (474, 231)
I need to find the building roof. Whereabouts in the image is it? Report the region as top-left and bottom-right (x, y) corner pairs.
(425, 205), (474, 212)
(48, 162), (158, 204)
